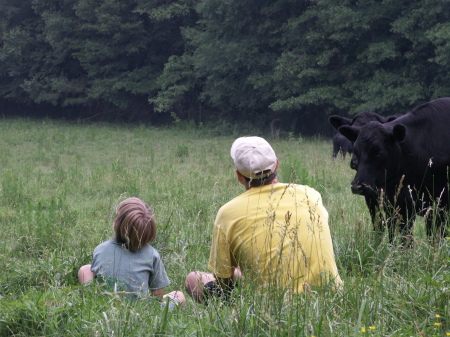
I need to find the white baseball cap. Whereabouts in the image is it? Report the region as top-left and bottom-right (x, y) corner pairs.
(230, 136), (277, 179)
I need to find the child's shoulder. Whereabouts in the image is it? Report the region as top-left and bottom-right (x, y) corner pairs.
(93, 238), (116, 251)
(134, 244), (162, 260)
(140, 243), (159, 254)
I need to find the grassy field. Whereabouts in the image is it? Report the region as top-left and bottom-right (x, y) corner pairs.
(0, 118), (448, 336)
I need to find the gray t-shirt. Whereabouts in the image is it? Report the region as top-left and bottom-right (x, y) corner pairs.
(90, 238), (170, 297)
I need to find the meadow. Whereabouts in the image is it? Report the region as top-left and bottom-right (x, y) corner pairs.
(0, 118), (448, 336)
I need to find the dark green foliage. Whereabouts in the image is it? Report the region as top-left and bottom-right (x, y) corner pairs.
(0, 0), (193, 120)
(271, 0), (450, 118)
(1, 0), (450, 131)
(161, 0), (306, 126)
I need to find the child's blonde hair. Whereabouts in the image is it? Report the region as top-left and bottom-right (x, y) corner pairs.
(113, 197), (156, 251)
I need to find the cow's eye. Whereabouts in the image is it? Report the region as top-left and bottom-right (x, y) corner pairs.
(350, 159), (358, 170)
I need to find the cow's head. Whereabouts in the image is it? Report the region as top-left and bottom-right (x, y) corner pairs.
(329, 110), (387, 132)
(329, 115), (352, 131)
(339, 121), (406, 198)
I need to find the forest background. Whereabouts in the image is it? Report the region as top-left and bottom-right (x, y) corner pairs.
(1, 0), (450, 136)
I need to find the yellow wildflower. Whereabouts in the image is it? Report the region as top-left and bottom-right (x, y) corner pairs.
(434, 322), (442, 326)
(361, 327), (366, 332)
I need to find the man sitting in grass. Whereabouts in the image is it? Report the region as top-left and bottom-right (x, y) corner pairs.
(185, 136), (343, 303)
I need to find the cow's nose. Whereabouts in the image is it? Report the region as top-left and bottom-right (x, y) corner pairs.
(351, 182), (364, 195)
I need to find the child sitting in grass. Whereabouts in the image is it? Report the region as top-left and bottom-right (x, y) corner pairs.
(78, 197), (185, 309)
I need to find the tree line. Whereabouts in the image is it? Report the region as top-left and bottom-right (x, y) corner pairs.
(0, 0), (449, 135)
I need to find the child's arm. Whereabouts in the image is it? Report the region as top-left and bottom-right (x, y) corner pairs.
(151, 288), (164, 299)
(78, 264), (94, 284)
(152, 289), (186, 308)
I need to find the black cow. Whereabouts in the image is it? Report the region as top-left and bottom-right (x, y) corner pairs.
(339, 98), (450, 242)
(332, 133), (353, 160)
(329, 111), (388, 160)
(329, 111), (391, 226)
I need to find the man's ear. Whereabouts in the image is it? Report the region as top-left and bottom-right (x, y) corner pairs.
(236, 170), (245, 182)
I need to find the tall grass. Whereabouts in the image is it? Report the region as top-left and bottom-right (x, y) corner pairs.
(0, 119), (448, 336)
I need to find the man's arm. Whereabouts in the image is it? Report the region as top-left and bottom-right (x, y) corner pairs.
(215, 266), (242, 295)
(215, 275), (234, 291)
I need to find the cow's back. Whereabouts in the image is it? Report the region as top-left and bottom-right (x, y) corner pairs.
(389, 97), (450, 165)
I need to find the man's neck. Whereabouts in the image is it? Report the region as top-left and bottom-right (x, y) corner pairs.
(245, 178), (279, 190)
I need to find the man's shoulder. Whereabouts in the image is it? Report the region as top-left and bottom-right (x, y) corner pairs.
(282, 182), (319, 192)
(266, 182), (319, 194)
(272, 183), (323, 204)
(217, 183), (322, 210)
(218, 193), (244, 211)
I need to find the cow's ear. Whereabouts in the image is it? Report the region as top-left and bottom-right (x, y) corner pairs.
(339, 125), (360, 142)
(329, 115), (352, 130)
(386, 115), (397, 122)
(392, 124), (406, 142)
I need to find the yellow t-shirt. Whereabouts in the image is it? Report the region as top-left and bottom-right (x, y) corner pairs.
(208, 183), (342, 293)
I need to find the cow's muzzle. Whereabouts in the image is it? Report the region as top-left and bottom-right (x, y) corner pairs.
(351, 182), (365, 195)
